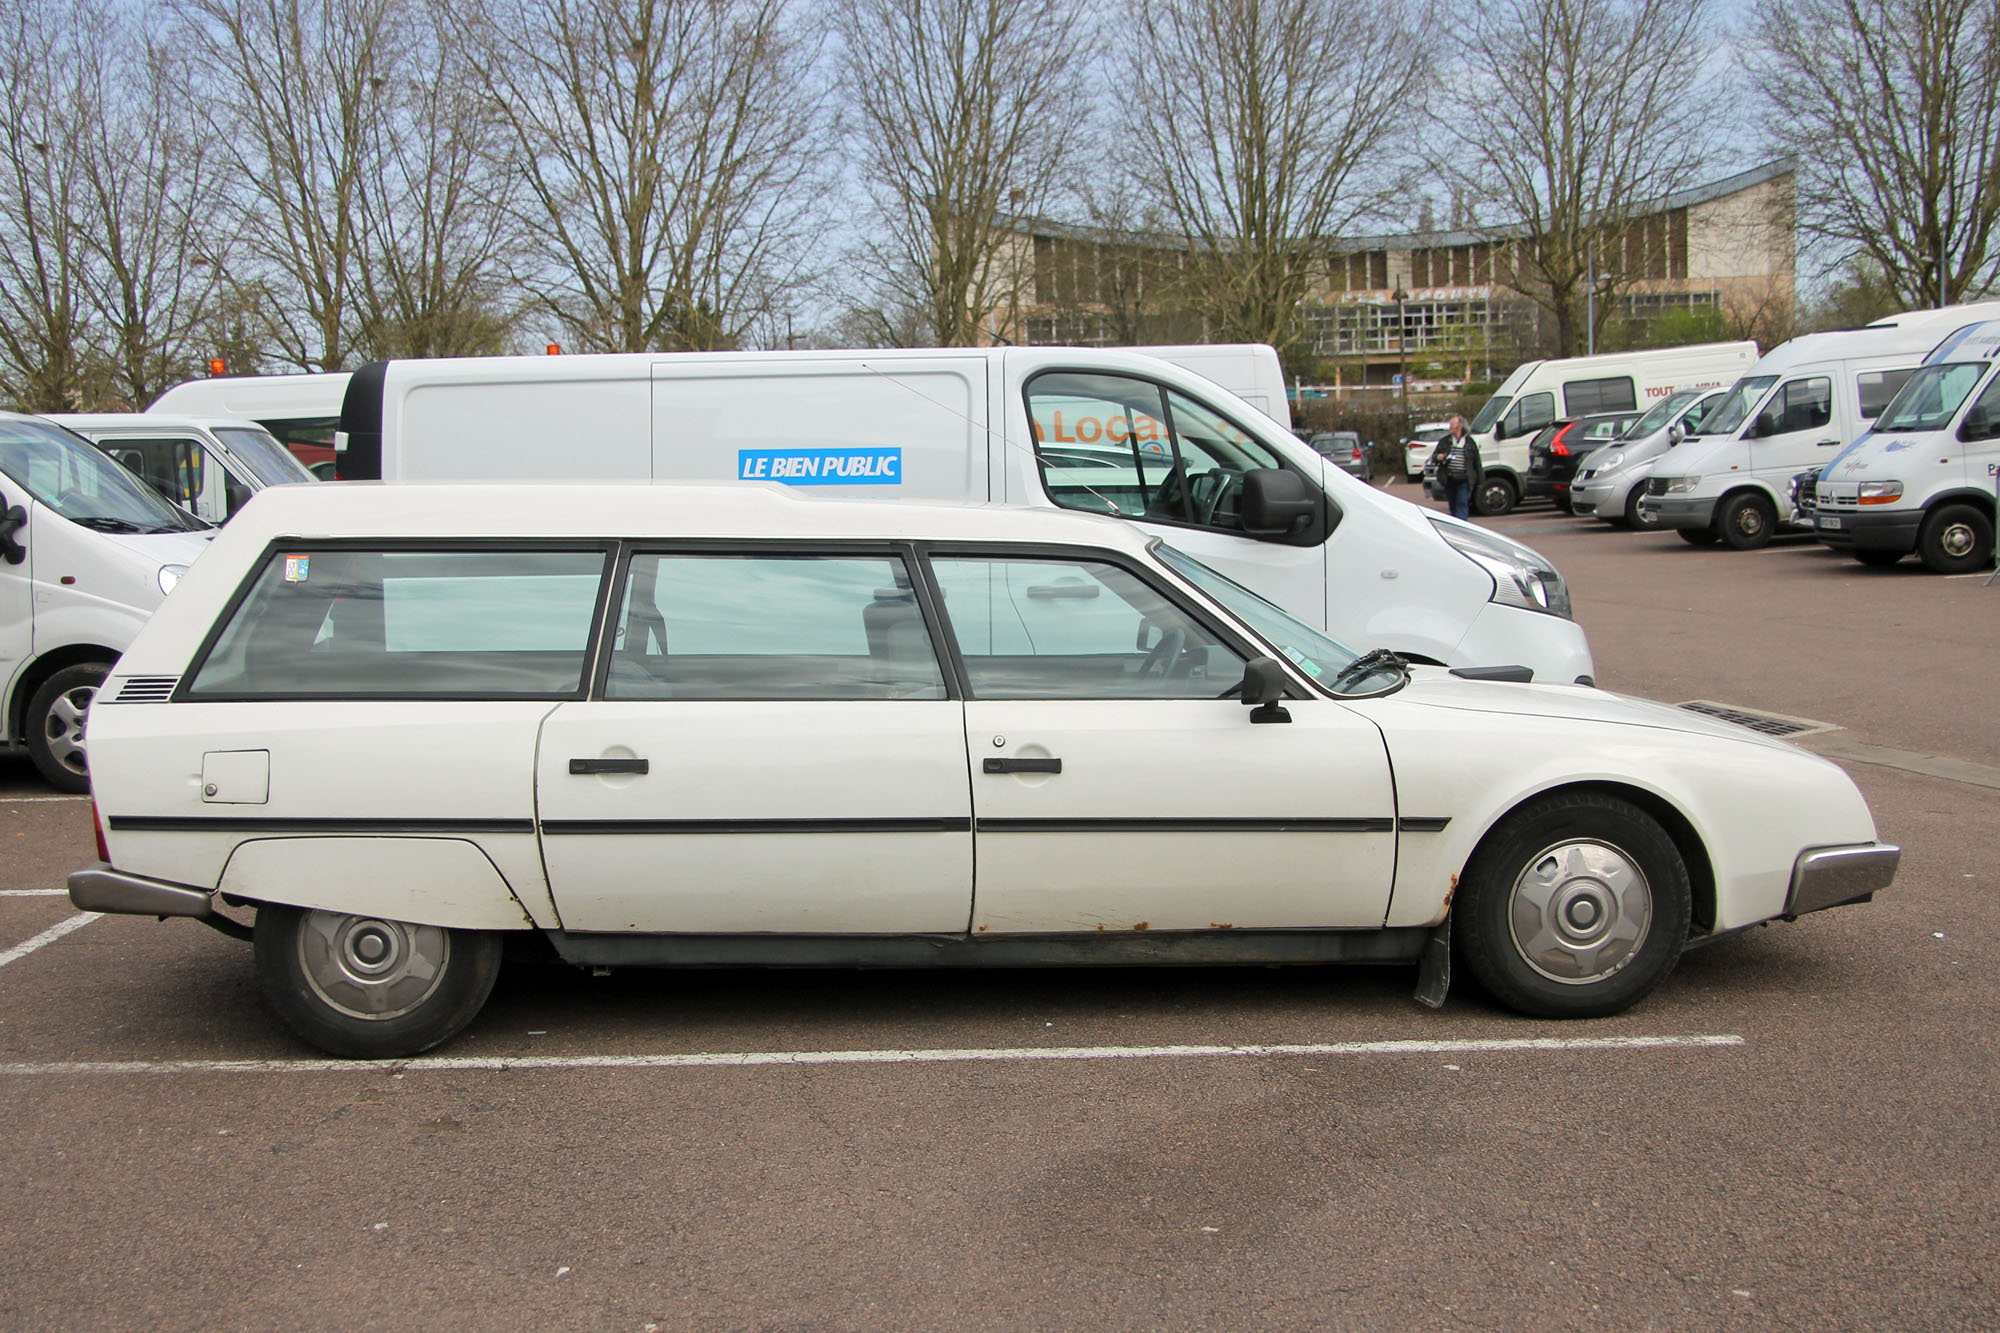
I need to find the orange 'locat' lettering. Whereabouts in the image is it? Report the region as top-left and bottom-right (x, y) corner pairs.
(1076, 415), (1102, 443)
(1031, 418), (1045, 441)
(1107, 416), (1129, 443)
(1136, 416), (1160, 443)
(1051, 411), (1074, 443)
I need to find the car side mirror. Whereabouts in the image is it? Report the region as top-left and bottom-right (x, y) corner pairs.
(1240, 655), (1291, 724)
(1240, 468), (1317, 539)
(0, 501), (25, 565)
(1961, 405), (1993, 441)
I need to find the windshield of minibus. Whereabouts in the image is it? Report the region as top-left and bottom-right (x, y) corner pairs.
(1627, 389), (1701, 437)
(0, 419), (201, 532)
(1468, 395), (1511, 434)
(215, 425), (315, 485)
(1874, 363), (1993, 432)
(1699, 375), (1778, 437)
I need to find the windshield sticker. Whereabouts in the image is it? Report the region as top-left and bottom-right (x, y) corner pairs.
(738, 447), (901, 485)
(283, 554), (310, 582)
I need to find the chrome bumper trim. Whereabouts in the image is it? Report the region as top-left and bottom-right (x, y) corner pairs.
(1785, 843), (1900, 917)
(67, 863), (214, 918)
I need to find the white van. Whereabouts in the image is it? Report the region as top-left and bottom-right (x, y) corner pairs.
(1640, 301), (2000, 548)
(146, 372), (351, 478)
(52, 415), (315, 526)
(1812, 320), (2000, 571)
(0, 413), (213, 790)
(1567, 388), (1727, 527)
(333, 348), (1596, 683)
(1465, 342), (1759, 513)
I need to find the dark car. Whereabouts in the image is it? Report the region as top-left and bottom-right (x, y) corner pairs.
(1308, 430), (1371, 482)
(1528, 412), (1642, 511)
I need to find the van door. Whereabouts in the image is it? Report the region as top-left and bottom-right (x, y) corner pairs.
(1748, 376), (1838, 481)
(1959, 371), (2000, 493)
(0, 490), (29, 714)
(650, 357), (988, 502)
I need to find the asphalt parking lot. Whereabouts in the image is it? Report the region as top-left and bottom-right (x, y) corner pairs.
(4, 486), (1997, 1329)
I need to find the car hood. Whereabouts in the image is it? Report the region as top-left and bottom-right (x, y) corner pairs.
(1649, 434), (1740, 477)
(101, 528), (215, 564)
(1381, 668), (1801, 751)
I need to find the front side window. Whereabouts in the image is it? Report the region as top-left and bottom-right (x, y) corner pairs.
(1627, 389), (1701, 437)
(1468, 394), (1512, 434)
(1761, 377), (1832, 434)
(215, 426), (315, 486)
(1679, 392), (1723, 434)
(606, 553), (946, 701)
(98, 437), (206, 509)
(1960, 373), (2000, 440)
(930, 555), (1243, 699)
(0, 419), (197, 533)
(1563, 376), (1637, 416)
(188, 547), (610, 698)
(1875, 363), (1990, 432)
(1503, 391), (1555, 438)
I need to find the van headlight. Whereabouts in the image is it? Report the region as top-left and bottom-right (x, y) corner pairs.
(1662, 475), (1702, 493)
(1857, 481), (1904, 504)
(1429, 517), (1573, 618)
(158, 564), (188, 595)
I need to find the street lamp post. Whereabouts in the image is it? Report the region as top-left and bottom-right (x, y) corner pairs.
(1392, 285), (1410, 437)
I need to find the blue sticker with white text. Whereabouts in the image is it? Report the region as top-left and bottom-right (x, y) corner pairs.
(738, 447), (902, 485)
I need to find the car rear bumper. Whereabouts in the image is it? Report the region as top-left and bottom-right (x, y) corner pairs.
(1786, 843), (1899, 917)
(69, 863), (214, 917)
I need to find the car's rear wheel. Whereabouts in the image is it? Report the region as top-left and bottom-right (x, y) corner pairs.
(1624, 490), (1661, 530)
(1457, 792), (1691, 1019)
(255, 904), (503, 1058)
(25, 662), (109, 793)
(1476, 475), (1518, 516)
(1917, 503), (1992, 574)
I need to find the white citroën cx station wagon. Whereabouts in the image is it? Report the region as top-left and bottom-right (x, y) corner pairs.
(71, 482), (1898, 1058)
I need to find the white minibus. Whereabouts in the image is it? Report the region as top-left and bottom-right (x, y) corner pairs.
(53, 414), (316, 526)
(147, 372), (351, 477)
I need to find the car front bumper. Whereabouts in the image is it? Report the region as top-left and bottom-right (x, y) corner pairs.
(1786, 843), (1900, 917)
(1637, 494), (1718, 529)
(1813, 508), (1921, 553)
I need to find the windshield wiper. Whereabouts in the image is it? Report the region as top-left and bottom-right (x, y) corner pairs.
(1328, 647), (1409, 690)
(66, 515), (148, 533)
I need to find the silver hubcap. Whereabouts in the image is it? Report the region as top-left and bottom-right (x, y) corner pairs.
(1940, 522), (1976, 559)
(1736, 506), (1765, 536)
(42, 684), (97, 777)
(297, 911), (451, 1021)
(1509, 840), (1653, 984)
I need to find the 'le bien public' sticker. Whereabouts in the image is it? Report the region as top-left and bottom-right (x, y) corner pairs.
(283, 555), (310, 583)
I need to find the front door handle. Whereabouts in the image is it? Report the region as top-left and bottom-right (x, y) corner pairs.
(570, 757), (649, 775)
(984, 757), (1061, 774)
(1815, 439), (1840, 447)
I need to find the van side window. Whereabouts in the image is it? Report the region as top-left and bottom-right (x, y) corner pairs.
(99, 437), (206, 511)
(1024, 372), (1288, 536)
(605, 553), (947, 701)
(1962, 375), (2000, 441)
(1562, 377), (1636, 416)
(187, 547), (610, 698)
(1767, 378), (1833, 434)
(1857, 368), (1918, 420)
(1503, 392), (1555, 437)
(930, 555), (1242, 699)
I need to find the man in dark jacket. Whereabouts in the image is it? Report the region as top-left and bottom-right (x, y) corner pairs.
(1429, 415), (1483, 519)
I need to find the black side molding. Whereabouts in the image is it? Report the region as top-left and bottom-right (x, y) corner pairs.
(1449, 664), (1534, 683)
(984, 757), (1062, 775)
(570, 758), (650, 775)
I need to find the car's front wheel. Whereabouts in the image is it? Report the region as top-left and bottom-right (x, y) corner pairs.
(255, 904), (503, 1058)
(25, 662), (109, 793)
(1456, 793), (1691, 1019)
(1624, 489), (1661, 530)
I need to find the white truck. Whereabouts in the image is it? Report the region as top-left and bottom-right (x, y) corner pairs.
(1465, 342), (1760, 514)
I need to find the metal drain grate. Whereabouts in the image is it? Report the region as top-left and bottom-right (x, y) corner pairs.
(1676, 700), (1841, 739)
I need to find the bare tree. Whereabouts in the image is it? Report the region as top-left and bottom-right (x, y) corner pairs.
(173, 0), (405, 372)
(454, 0), (828, 354)
(1439, 0), (1725, 356)
(1754, 0), (2000, 307)
(1121, 0), (1431, 363)
(840, 0), (1092, 347)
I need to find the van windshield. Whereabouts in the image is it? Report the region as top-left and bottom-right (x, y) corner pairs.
(215, 426), (315, 485)
(1468, 395), (1511, 434)
(1627, 389), (1701, 437)
(0, 419), (200, 533)
(1699, 376), (1778, 437)
(1874, 363), (1992, 432)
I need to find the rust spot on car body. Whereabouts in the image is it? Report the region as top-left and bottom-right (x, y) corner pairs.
(1209, 922), (1235, 930)
(1132, 921), (1150, 931)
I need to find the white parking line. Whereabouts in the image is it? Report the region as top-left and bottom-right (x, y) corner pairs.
(0, 912), (100, 970)
(0, 1033), (1744, 1077)
(0, 889), (69, 897)
(2, 795), (90, 803)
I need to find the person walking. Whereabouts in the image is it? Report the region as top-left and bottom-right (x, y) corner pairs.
(1430, 415), (1483, 519)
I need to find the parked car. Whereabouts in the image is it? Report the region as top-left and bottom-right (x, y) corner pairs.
(1308, 430), (1370, 481)
(72, 481), (1898, 1058)
(1527, 412), (1643, 511)
(1404, 421), (1451, 480)
(1570, 389), (1725, 529)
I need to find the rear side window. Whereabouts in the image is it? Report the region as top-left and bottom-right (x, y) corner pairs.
(1857, 368), (1918, 420)
(1563, 377), (1637, 416)
(188, 547), (611, 698)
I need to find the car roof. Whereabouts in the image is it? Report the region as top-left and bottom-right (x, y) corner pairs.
(224, 480), (1165, 552)
(49, 413), (264, 432)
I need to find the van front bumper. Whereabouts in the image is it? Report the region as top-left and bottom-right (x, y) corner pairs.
(1786, 843), (1899, 917)
(1813, 508), (1921, 553)
(1638, 495), (1718, 529)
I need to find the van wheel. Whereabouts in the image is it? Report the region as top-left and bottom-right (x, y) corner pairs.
(1853, 548), (1904, 568)
(255, 904), (503, 1058)
(1677, 526), (1718, 546)
(1456, 793), (1691, 1019)
(1624, 490), (1661, 530)
(1476, 475), (1518, 516)
(1917, 503), (1992, 574)
(1718, 493), (1776, 550)
(25, 663), (109, 793)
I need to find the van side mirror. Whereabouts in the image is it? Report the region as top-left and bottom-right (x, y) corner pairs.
(1240, 468), (1318, 539)
(1961, 405), (1993, 441)
(1240, 655), (1291, 724)
(0, 503), (25, 565)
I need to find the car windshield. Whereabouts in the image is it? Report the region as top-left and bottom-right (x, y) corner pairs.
(0, 419), (200, 532)
(1155, 544), (1404, 696)
(1699, 375), (1778, 437)
(1627, 390), (1701, 437)
(1874, 362), (1993, 432)
(215, 425), (315, 485)
(1468, 394), (1511, 434)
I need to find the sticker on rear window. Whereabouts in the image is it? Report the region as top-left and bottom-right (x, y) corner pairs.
(283, 555), (310, 582)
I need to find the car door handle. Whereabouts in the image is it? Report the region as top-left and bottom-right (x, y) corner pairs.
(1815, 439), (1840, 447)
(984, 757), (1061, 774)
(570, 757), (649, 775)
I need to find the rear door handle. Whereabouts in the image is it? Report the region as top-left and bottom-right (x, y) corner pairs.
(570, 757), (649, 775)
(984, 757), (1061, 774)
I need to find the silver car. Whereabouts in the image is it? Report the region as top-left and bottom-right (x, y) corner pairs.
(1309, 430), (1371, 481)
(1569, 389), (1724, 528)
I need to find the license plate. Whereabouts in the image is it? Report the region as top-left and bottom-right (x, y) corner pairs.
(1818, 515), (1843, 530)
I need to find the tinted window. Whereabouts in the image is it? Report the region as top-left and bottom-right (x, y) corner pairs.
(1857, 368), (1919, 420)
(1563, 376), (1637, 416)
(1961, 373), (2000, 440)
(931, 556), (1243, 699)
(98, 437), (207, 509)
(606, 553), (946, 701)
(1504, 391), (1556, 436)
(189, 548), (609, 697)
(1762, 378), (1833, 434)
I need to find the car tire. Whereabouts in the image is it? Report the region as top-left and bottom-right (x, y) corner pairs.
(25, 662), (110, 794)
(1676, 526), (1718, 546)
(255, 903), (503, 1058)
(1916, 503), (1993, 575)
(1717, 492), (1776, 550)
(1853, 548), (1904, 568)
(1456, 792), (1691, 1019)
(1476, 475), (1518, 516)
(1624, 490), (1661, 531)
